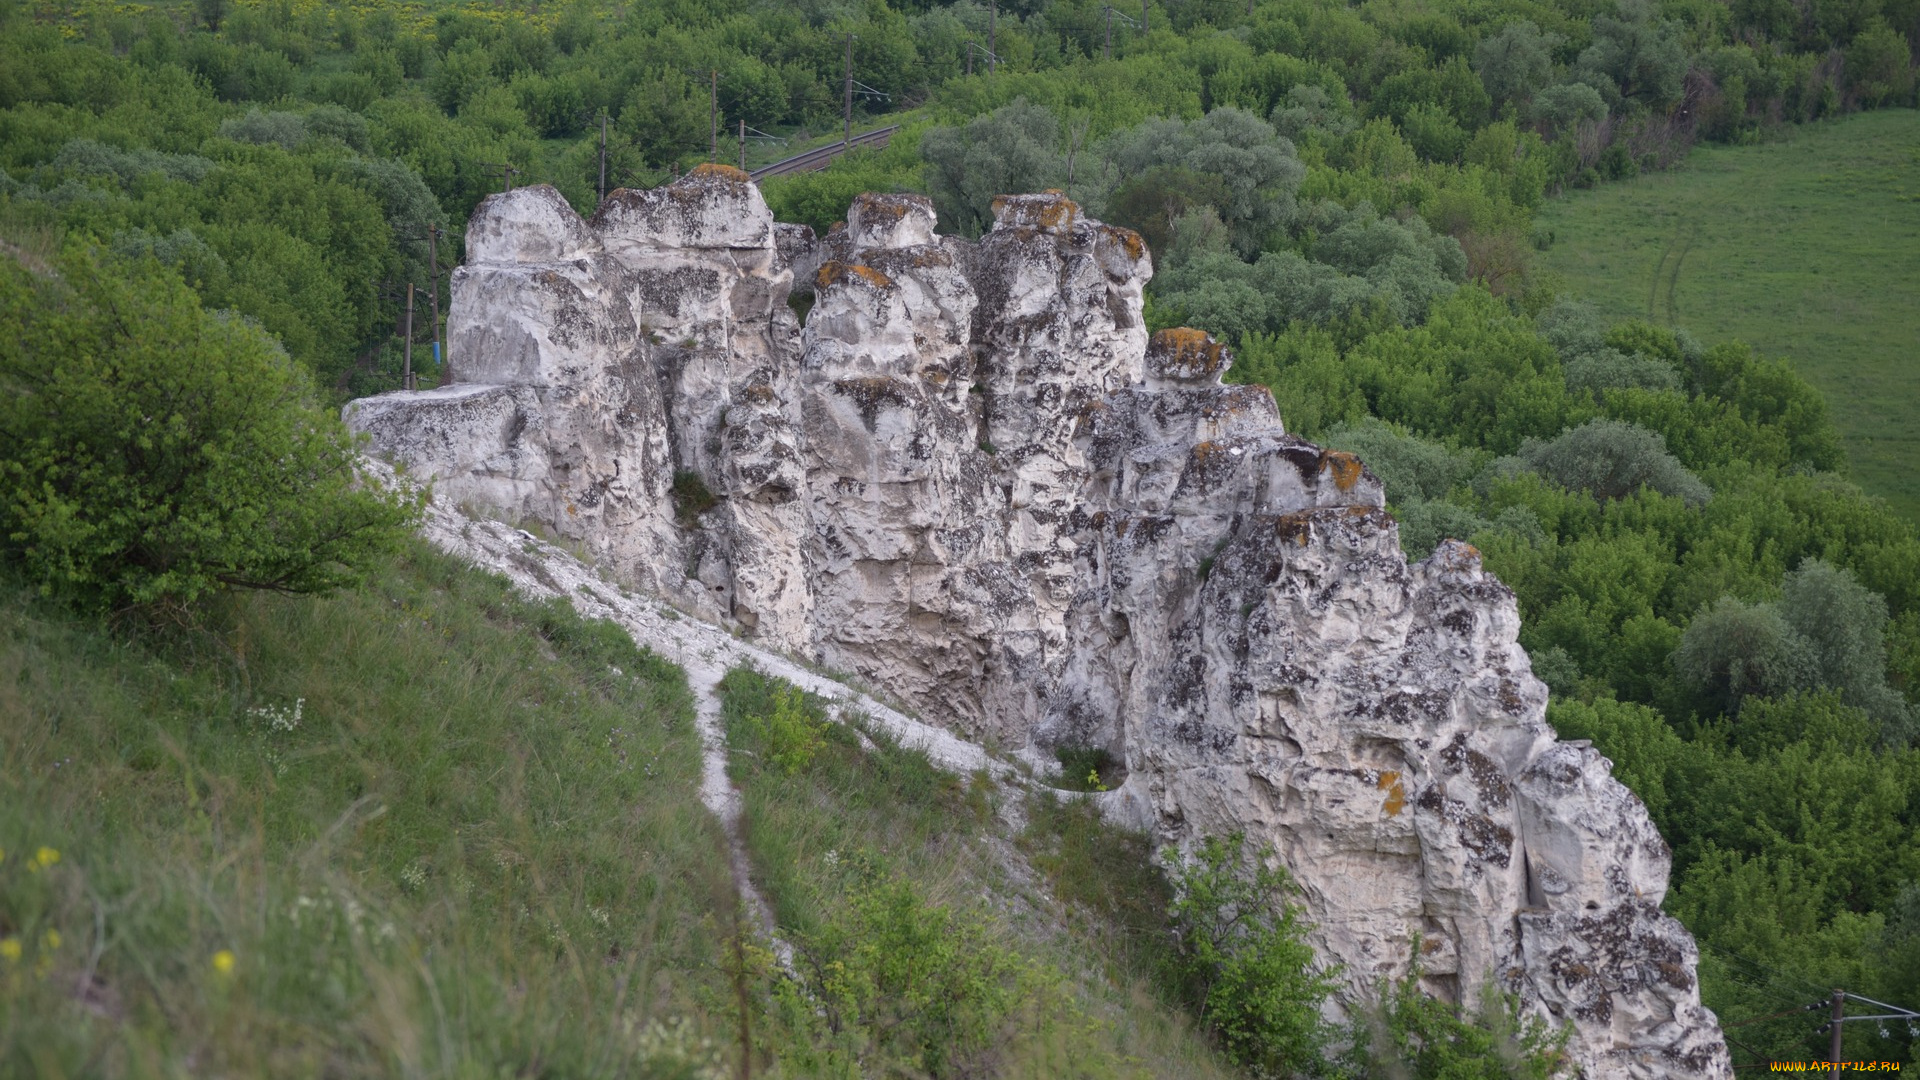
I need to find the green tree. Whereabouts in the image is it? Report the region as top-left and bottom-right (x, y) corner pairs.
(1576, 0), (1690, 107)
(0, 251), (416, 612)
(1780, 559), (1915, 743)
(1351, 958), (1567, 1079)
(1475, 21), (1564, 112)
(1846, 20), (1917, 105)
(921, 98), (1068, 237)
(1097, 106), (1304, 256)
(1673, 596), (1817, 712)
(1530, 82), (1609, 135)
(1513, 419), (1712, 505)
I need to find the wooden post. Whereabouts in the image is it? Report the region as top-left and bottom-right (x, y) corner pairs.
(738, 118), (746, 173)
(597, 112), (607, 205)
(427, 226), (443, 383)
(989, 0), (997, 72)
(1830, 990), (1845, 1078)
(709, 69), (718, 162)
(843, 33), (853, 152)
(403, 282), (415, 391)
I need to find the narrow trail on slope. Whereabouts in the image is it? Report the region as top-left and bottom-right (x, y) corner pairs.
(406, 482), (1020, 961)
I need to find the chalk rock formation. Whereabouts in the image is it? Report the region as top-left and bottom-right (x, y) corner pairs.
(345, 172), (1731, 1078)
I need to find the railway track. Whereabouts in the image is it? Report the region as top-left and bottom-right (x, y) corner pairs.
(749, 125), (900, 181)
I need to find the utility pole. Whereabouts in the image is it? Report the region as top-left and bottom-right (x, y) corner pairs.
(1106, 6), (1112, 59)
(1143, 0), (1149, 34)
(597, 112), (607, 205)
(843, 32), (854, 152)
(1830, 990), (1844, 1078)
(426, 225), (442, 382)
(966, 39), (972, 76)
(738, 117), (746, 173)
(709, 69), (718, 162)
(479, 162), (517, 193)
(989, 0), (997, 72)
(403, 282), (415, 391)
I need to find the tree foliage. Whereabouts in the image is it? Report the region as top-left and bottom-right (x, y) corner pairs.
(0, 251), (415, 612)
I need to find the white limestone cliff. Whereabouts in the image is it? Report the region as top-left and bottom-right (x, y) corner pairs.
(344, 168), (1732, 1078)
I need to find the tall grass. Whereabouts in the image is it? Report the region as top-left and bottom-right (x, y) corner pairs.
(0, 543), (735, 1078)
(717, 665), (1238, 1080)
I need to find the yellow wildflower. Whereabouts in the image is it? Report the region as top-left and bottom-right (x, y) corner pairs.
(212, 949), (236, 976)
(28, 847), (59, 873)
(0, 938), (19, 963)
(43, 930), (61, 950)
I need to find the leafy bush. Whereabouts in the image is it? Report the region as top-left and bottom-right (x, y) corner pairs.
(1321, 418), (1479, 505)
(725, 678), (829, 776)
(0, 251), (415, 612)
(768, 855), (1048, 1078)
(1096, 107), (1304, 257)
(1166, 833), (1335, 1077)
(1673, 595), (1817, 714)
(1475, 21), (1563, 110)
(1349, 953), (1567, 1079)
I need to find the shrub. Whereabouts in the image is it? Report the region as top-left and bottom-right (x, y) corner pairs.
(1350, 952), (1567, 1078)
(0, 251), (416, 612)
(1779, 560), (1914, 742)
(1167, 833), (1335, 1076)
(1673, 561), (1913, 742)
(669, 469), (720, 526)
(754, 686), (829, 775)
(769, 855), (1047, 1078)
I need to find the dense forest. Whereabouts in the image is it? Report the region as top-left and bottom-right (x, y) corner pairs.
(2, 0), (1917, 1072)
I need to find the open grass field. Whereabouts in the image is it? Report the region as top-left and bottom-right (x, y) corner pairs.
(1536, 108), (1920, 522)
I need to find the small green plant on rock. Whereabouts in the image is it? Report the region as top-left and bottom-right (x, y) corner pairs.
(669, 470), (720, 526)
(1054, 745), (1116, 792)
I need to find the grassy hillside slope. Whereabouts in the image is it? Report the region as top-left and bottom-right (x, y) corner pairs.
(1536, 109), (1920, 521)
(0, 531), (1267, 1077)
(717, 666), (1239, 1079)
(0, 543), (737, 1076)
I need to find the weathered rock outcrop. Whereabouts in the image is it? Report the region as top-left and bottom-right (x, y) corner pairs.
(345, 170), (1731, 1078)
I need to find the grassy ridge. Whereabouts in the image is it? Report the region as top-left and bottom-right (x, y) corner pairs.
(0, 544), (734, 1077)
(1536, 108), (1920, 521)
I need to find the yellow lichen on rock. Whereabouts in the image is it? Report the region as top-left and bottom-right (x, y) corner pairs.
(1321, 450), (1364, 492)
(1377, 770), (1407, 817)
(816, 260), (895, 290)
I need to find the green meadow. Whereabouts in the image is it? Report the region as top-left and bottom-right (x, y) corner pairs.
(1537, 108), (1920, 521)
